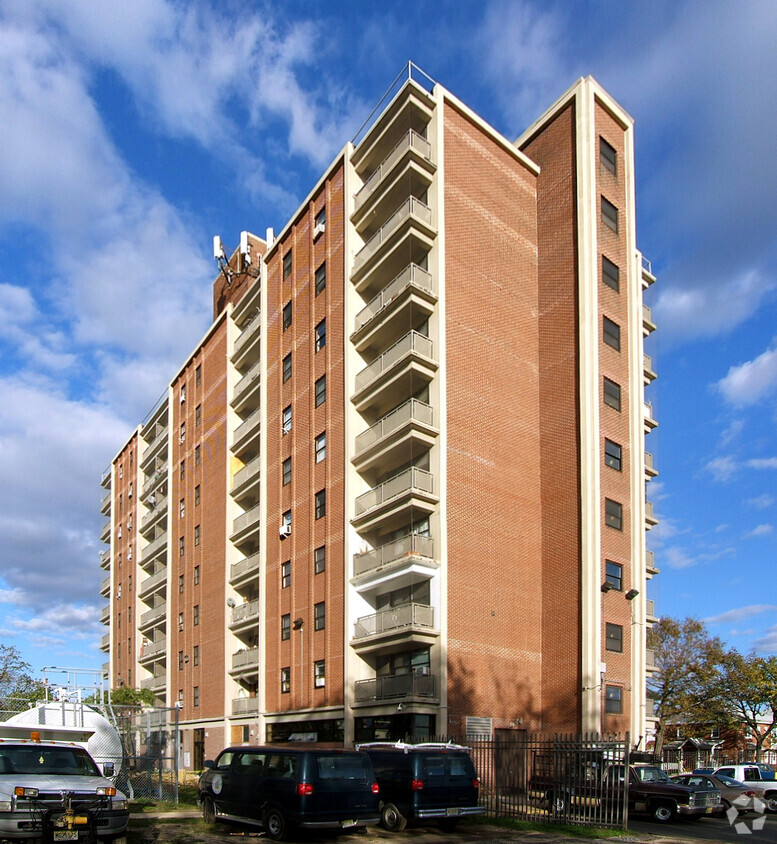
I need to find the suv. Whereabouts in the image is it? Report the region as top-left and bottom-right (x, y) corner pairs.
(0, 725), (129, 843)
(357, 741), (484, 831)
(198, 746), (380, 841)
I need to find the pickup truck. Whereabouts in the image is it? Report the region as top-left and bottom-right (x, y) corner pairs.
(712, 765), (777, 812)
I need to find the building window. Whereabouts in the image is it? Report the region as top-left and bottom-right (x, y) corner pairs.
(314, 545), (326, 574)
(179, 422), (185, 443)
(180, 459), (185, 480)
(195, 484), (200, 506)
(314, 602), (325, 631)
(602, 256), (620, 291)
(604, 439), (622, 471)
(178, 613), (184, 633)
(603, 316), (620, 351)
(194, 524), (200, 546)
(281, 667), (290, 694)
(193, 605), (199, 626)
(178, 651), (184, 670)
(606, 623), (623, 653)
(600, 137), (617, 174)
(314, 660), (326, 688)
(195, 404), (201, 428)
(603, 377), (621, 411)
(605, 685), (623, 714)
(178, 689), (183, 706)
(193, 686), (199, 707)
(194, 565), (200, 585)
(314, 319), (326, 352)
(281, 561), (291, 589)
(605, 498), (623, 531)
(315, 432), (326, 463)
(281, 614), (291, 641)
(127, 546), (132, 561)
(282, 353), (292, 383)
(178, 574), (184, 594)
(601, 196), (618, 232)
(282, 457), (292, 486)
(195, 444), (201, 466)
(282, 301), (292, 331)
(314, 206), (326, 237)
(179, 536), (185, 557)
(180, 498), (185, 518)
(193, 645), (199, 666)
(283, 250), (292, 280)
(605, 560), (623, 591)
(282, 405), (292, 435)
(281, 510), (291, 535)
(315, 375), (326, 407)
(315, 489), (326, 520)
(195, 364), (202, 386)
(315, 262), (326, 295)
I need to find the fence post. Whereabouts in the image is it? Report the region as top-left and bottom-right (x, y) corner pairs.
(173, 705), (180, 804)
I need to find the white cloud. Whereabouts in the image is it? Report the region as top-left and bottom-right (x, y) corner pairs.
(744, 524), (774, 539)
(747, 494), (775, 509)
(748, 458), (777, 470)
(751, 627), (777, 654)
(704, 455), (738, 483)
(660, 544), (736, 570)
(705, 605), (777, 625)
(718, 342), (777, 406)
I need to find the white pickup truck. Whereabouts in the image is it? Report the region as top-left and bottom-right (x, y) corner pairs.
(712, 765), (777, 813)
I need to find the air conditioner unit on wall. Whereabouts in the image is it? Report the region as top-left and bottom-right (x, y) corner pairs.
(279, 524), (291, 538)
(313, 222), (325, 239)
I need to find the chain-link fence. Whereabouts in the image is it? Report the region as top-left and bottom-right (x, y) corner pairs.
(0, 697), (180, 802)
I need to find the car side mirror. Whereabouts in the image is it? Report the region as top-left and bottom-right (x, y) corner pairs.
(204, 760), (215, 769)
(103, 763), (115, 777)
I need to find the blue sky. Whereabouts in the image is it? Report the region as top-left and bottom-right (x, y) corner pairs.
(0, 0), (776, 680)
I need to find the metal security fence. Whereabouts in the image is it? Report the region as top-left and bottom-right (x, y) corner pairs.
(415, 733), (630, 828)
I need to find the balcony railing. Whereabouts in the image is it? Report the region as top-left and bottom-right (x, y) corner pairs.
(646, 599), (656, 618)
(354, 672), (435, 702)
(100, 549), (110, 568)
(101, 633), (110, 649)
(231, 648), (260, 672)
(233, 312), (261, 357)
(232, 457), (260, 491)
(354, 467), (434, 517)
(139, 568), (167, 597)
(645, 500), (657, 523)
(354, 331), (434, 393)
(100, 576), (111, 595)
(354, 533), (434, 578)
(231, 598), (260, 626)
(141, 496), (167, 530)
(354, 129), (432, 211)
(101, 491), (111, 513)
(100, 604), (110, 624)
(645, 549), (658, 572)
(232, 504), (261, 537)
(233, 359), (262, 401)
(645, 648), (656, 668)
(232, 408), (261, 448)
(355, 398), (434, 456)
(140, 603), (167, 628)
(140, 674), (166, 692)
(232, 697), (260, 716)
(645, 451), (656, 474)
(354, 603), (434, 639)
(230, 551), (261, 583)
(141, 532), (167, 563)
(140, 637), (166, 660)
(644, 354), (656, 379)
(352, 197), (432, 274)
(100, 521), (110, 542)
(354, 264), (435, 335)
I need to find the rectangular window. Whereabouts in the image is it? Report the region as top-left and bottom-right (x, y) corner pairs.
(195, 444), (201, 466)
(194, 524), (200, 546)
(315, 375), (326, 407)
(179, 536), (185, 557)
(314, 545), (326, 574)
(604, 439), (622, 471)
(603, 316), (621, 351)
(283, 250), (292, 280)
(193, 645), (199, 666)
(180, 459), (185, 480)
(281, 667), (290, 694)
(180, 385), (186, 404)
(193, 686), (199, 707)
(178, 574), (184, 594)
(178, 612), (184, 633)
(194, 565), (200, 585)
(315, 319), (326, 352)
(603, 377), (621, 411)
(193, 605), (199, 626)
(282, 457), (292, 486)
(601, 196), (618, 232)
(605, 498), (623, 531)
(282, 405), (292, 435)
(179, 422), (185, 443)
(314, 206), (326, 237)
(605, 685), (623, 713)
(180, 498), (185, 518)
(178, 651), (184, 671)
(606, 623), (623, 653)
(600, 137), (617, 174)
(281, 560), (291, 589)
(195, 364), (202, 386)
(195, 404), (201, 428)
(195, 484), (200, 506)
(282, 301), (292, 332)
(605, 560), (623, 591)
(281, 510), (291, 533)
(315, 489), (326, 520)
(282, 353), (292, 383)
(314, 601), (326, 631)
(281, 613), (291, 641)
(315, 262), (326, 295)
(602, 256), (620, 291)
(315, 432), (326, 463)
(314, 660), (325, 688)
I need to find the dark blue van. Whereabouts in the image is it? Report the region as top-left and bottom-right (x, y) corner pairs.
(198, 746), (380, 840)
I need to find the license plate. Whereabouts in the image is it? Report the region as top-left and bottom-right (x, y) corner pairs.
(53, 833), (79, 842)
(341, 819), (356, 828)
(446, 808), (461, 816)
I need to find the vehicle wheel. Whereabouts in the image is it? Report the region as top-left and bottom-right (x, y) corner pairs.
(651, 802), (676, 823)
(263, 806), (289, 841)
(765, 795), (777, 813)
(201, 797), (215, 825)
(438, 818), (460, 832)
(380, 802), (407, 832)
(544, 790), (566, 813)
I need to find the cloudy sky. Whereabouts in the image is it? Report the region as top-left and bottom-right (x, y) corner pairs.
(1, 0), (776, 680)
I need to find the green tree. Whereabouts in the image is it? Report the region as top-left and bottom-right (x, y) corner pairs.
(702, 651), (777, 761)
(108, 686), (155, 707)
(0, 645), (46, 716)
(647, 617), (725, 757)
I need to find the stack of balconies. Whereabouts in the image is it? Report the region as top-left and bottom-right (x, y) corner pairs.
(348, 80), (441, 707)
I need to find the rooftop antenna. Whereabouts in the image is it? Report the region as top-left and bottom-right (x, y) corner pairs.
(214, 233), (260, 284)
(213, 235), (232, 285)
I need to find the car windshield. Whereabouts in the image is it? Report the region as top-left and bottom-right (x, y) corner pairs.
(634, 766), (671, 783)
(0, 746), (101, 776)
(716, 774), (744, 787)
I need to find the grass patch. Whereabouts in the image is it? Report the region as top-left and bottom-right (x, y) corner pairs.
(129, 782), (200, 813)
(467, 815), (629, 839)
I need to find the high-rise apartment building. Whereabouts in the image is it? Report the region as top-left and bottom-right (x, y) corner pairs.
(99, 66), (659, 767)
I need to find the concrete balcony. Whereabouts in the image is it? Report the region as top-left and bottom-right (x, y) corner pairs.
(229, 598), (260, 635)
(138, 636), (166, 664)
(231, 359), (262, 414)
(140, 423), (169, 472)
(644, 402), (658, 432)
(352, 604), (437, 655)
(352, 330), (437, 417)
(353, 398), (437, 476)
(352, 467), (437, 533)
(100, 633), (110, 652)
(231, 697), (260, 717)
(646, 599), (658, 624)
(353, 672), (437, 705)
(645, 499), (658, 528)
(232, 407), (261, 454)
(140, 496), (167, 535)
(231, 311), (261, 368)
(101, 467), (111, 489)
(141, 461), (168, 500)
(100, 549), (111, 570)
(138, 567), (167, 600)
(100, 576), (111, 598)
(645, 451), (658, 478)
(100, 604), (110, 624)
(351, 264), (437, 355)
(231, 504), (261, 545)
(645, 648), (658, 673)
(230, 647), (260, 678)
(230, 551), (261, 588)
(643, 353), (657, 384)
(140, 673), (167, 693)
(139, 602), (167, 631)
(231, 457), (261, 502)
(141, 532), (167, 565)
(641, 255), (656, 289)
(642, 304), (656, 334)
(101, 490), (111, 515)
(353, 533), (437, 582)
(100, 520), (111, 543)
(645, 550), (660, 576)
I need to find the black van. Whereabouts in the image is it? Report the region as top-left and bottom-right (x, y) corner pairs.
(358, 741), (484, 831)
(198, 746), (380, 841)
